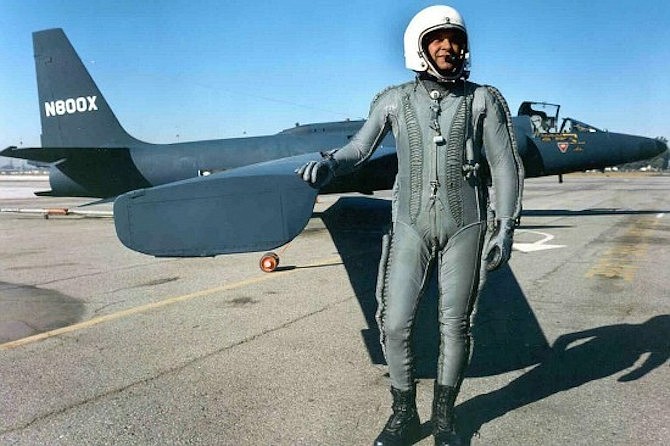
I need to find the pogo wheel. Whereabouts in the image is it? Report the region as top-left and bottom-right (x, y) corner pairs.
(259, 252), (280, 272)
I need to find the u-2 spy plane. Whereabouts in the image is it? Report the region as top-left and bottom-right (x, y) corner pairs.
(2, 29), (666, 264)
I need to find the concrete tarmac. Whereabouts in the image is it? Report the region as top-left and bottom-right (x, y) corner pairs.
(1, 174), (668, 445)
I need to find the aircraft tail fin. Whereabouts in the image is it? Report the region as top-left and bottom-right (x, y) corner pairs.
(33, 28), (138, 147)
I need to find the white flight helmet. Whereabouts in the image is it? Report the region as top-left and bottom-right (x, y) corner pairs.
(404, 5), (470, 82)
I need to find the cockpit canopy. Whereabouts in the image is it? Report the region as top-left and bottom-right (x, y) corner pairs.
(518, 101), (560, 134)
(518, 101), (603, 135)
(559, 118), (601, 133)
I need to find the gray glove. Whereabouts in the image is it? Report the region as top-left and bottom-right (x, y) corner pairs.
(485, 218), (515, 271)
(295, 155), (337, 189)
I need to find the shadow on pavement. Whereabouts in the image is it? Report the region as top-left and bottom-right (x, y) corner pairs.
(319, 196), (550, 377)
(319, 196), (669, 444)
(522, 208), (669, 217)
(0, 282), (85, 343)
(456, 315), (669, 443)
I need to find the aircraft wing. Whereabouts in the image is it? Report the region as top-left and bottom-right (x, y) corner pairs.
(113, 152), (320, 257)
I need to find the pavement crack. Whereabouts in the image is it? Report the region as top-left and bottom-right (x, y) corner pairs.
(25, 259), (181, 288)
(92, 300), (127, 314)
(0, 295), (353, 436)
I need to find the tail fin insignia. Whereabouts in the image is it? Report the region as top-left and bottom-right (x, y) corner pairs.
(44, 96), (98, 117)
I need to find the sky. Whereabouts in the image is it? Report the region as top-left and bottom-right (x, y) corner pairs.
(1, 0), (669, 153)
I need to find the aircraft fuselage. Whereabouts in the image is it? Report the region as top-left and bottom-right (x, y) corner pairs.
(1, 28), (666, 199)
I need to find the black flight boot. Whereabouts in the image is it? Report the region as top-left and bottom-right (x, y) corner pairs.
(432, 383), (463, 446)
(373, 386), (421, 446)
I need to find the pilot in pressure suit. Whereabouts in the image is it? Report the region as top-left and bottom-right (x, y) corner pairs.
(297, 6), (523, 446)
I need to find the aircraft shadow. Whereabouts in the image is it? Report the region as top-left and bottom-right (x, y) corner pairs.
(517, 224), (572, 230)
(522, 208), (669, 217)
(318, 196), (550, 378)
(0, 281), (86, 343)
(455, 314), (670, 444)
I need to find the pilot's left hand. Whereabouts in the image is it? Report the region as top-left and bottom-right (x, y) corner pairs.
(295, 155), (337, 189)
(485, 218), (515, 271)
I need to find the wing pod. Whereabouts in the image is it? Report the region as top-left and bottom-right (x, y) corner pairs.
(113, 153), (320, 257)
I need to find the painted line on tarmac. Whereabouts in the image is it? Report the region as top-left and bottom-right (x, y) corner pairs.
(513, 230), (566, 253)
(0, 255), (342, 351)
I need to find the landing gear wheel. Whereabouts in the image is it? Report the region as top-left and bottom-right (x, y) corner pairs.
(259, 252), (280, 273)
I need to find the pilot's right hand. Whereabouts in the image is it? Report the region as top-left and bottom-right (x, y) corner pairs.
(295, 157), (337, 189)
(485, 218), (515, 271)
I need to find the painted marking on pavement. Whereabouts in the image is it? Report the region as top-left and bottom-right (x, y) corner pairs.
(513, 230), (566, 253)
(0, 255), (342, 351)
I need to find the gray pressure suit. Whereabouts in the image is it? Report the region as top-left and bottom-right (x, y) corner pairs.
(328, 77), (523, 391)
